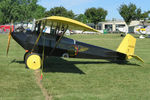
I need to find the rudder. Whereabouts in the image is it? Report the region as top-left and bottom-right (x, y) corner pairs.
(116, 34), (144, 63)
(117, 34), (136, 59)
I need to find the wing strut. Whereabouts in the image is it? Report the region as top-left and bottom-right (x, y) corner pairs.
(49, 24), (68, 55)
(31, 20), (47, 52)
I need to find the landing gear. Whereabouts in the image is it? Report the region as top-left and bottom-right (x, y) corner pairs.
(139, 35), (145, 39)
(25, 53), (42, 70)
(24, 51), (31, 62)
(62, 53), (69, 58)
(120, 33), (125, 37)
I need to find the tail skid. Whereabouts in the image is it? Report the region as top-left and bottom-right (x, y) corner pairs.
(117, 34), (144, 63)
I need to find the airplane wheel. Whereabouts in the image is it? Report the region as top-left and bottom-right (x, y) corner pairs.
(24, 51), (31, 62)
(120, 34), (124, 37)
(62, 53), (69, 58)
(25, 53), (41, 70)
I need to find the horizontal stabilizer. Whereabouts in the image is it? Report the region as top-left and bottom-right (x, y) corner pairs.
(130, 55), (144, 63)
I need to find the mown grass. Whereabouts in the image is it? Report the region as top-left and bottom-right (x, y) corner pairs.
(0, 33), (150, 100)
(42, 34), (150, 100)
(0, 34), (44, 100)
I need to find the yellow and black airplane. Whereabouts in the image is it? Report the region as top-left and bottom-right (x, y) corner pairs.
(6, 16), (144, 70)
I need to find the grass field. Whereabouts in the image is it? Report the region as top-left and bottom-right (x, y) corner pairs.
(0, 34), (45, 100)
(0, 34), (150, 100)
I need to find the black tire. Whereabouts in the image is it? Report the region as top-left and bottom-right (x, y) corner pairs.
(24, 51), (31, 62)
(62, 53), (69, 58)
(120, 34), (125, 37)
(25, 53), (42, 70)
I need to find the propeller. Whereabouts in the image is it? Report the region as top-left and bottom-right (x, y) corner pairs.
(6, 24), (12, 56)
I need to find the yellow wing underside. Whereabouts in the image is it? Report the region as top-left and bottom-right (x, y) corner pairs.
(36, 16), (99, 32)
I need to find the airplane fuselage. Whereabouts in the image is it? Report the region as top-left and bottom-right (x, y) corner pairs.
(11, 31), (126, 61)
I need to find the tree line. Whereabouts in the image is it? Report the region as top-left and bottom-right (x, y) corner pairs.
(0, 1), (149, 26)
(0, 0), (45, 24)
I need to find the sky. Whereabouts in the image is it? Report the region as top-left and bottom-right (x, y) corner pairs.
(38, 0), (150, 20)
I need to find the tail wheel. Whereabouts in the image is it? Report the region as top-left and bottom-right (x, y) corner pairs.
(62, 53), (69, 58)
(25, 53), (41, 70)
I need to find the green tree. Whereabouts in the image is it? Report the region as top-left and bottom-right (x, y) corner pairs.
(74, 14), (91, 24)
(16, 0), (44, 21)
(45, 6), (75, 19)
(84, 7), (107, 25)
(0, 0), (13, 24)
(118, 3), (138, 25)
(32, 5), (46, 19)
(0, 0), (46, 24)
(141, 11), (150, 20)
(119, 3), (150, 24)
(119, 3), (150, 34)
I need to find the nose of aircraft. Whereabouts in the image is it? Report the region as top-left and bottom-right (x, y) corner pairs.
(11, 31), (28, 49)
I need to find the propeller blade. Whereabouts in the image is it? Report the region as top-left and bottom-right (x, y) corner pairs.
(6, 26), (12, 56)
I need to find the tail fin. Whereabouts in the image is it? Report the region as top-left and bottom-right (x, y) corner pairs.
(117, 34), (144, 63)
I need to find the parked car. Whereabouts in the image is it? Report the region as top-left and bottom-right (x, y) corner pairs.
(0, 25), (14, 33)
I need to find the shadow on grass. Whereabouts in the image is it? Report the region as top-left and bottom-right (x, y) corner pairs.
(43, 56), (141, 74)
(43, 57), (85, 74)
(10, 56), (141, 74)
(10, 58), (85, 74)
(10, 59), (24, 64)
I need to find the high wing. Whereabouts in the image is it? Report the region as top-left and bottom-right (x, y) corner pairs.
(36, 16), (99, 32)
(34, 16), (100, 54)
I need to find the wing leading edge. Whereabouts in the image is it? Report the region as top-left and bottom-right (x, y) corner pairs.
(36, 16), (99, 32)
